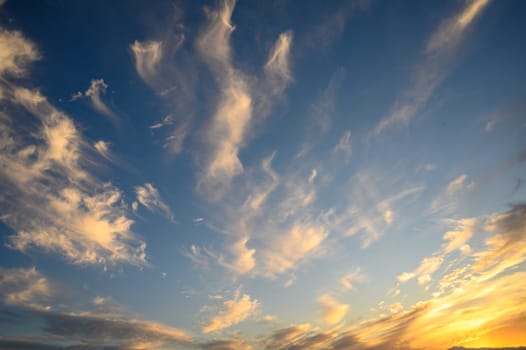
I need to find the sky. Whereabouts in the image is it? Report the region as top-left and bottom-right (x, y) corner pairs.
(0, 0), (525, 349)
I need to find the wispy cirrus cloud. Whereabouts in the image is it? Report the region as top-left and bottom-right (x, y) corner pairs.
(134, 183), (175, 222)
(195, 0), (252, 198)
(130, 40), (164, 88)
(0, 28), (146, 268)
(71, 79), (118, 123)
(264, 30), (293, 96)
(333, 130), (352, 162)
(333, 169), (425, 248)
(195, 0), (293, 199)
(85, 79), (118, 122)
(429, 174), (476, 214)
(374, 0), (491, 135)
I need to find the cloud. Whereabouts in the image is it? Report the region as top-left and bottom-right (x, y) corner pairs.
(397, 218), (476, 286)
(390, 302), (404, 314)
(442, 218), (476, 254)
(134, 183), (175, 222)
(194, 0), (251, 197)
(84, 79), (118, 122)
(303, 0), (371, 51)
(149, 115), (174, 130)
(195, 0), (293, 198)
(371, 205), (526, 348)
(0, 28), (39, 77)
(333, 130), (352, 161)
(130, 31), (193, 155)
(374, 0), (491, 135)
(419, 163), (437, 172)
(224, 237), (256, 274)
(202, 291), (259, 334)
(93, 140), (111, 159)
(318, 294), (350, 325)
(263, 323), (312, 349)
(0, 267), (54, 307)
(202, 236), (257, 275)
(430, 174), (476, 214)
(164, 119), (189, 154)
(0, 31), (146, 268)
(338, 170), (425, 248)
(130, 40), (163, 88)
(340, 268), (365, 290)
(297, 68), (346, 158)
(261, 223), (328, 277)
(244, 152), (279, 212)
(264, 30), (293, 95)
(473, 203), (526, 281)
(200, 338), (253, 350)
(187, 153), (328, 278)
(0, 305), (192, 349)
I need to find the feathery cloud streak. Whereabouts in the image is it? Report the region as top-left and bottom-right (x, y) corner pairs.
(374, 0), (490, 134)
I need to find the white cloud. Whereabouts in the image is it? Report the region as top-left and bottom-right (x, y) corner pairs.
(442, 218), (476, 254)
(202, 291), (259, 333)
(340, 268), (365, 290)
(0, 28), (38, 76)
(94, 140), (110, 158)
(318, 294), (350, 325)
(262, 223), (328, 277)
(446, 174), (468, 193)
(85, 79), (118, 122)
(0, 267), (54, 307)
(264, 30), (293, 95)
(397, 256), (444, 285)
(218, 236), (256, 275)
(196, 1), (293, 199)
(390, 302), (403, 314)
(396, 218), (476, 288)
(134, 183), (175, 222)
(130, 40), (163, 87)
(149, 115), (174, 130)
(244, 152), (279, 212)
(374, 0), (490, 135)
(195, 0), (250, 197)
(0, 33), (146, 267)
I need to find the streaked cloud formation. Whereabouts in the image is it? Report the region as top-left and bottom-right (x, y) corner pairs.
(0, 28), (145, 267)
(375, 0), (491, 134)
(134, 183), (175, 222)
(196, 0), (293, 197)
(2, 0), (526, 349)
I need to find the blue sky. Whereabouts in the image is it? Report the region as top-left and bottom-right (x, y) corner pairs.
(0, 0), (525, 349)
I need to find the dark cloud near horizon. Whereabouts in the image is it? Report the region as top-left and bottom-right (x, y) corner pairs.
(0, 305), (191, 349)
(0, 338), (138, 350)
